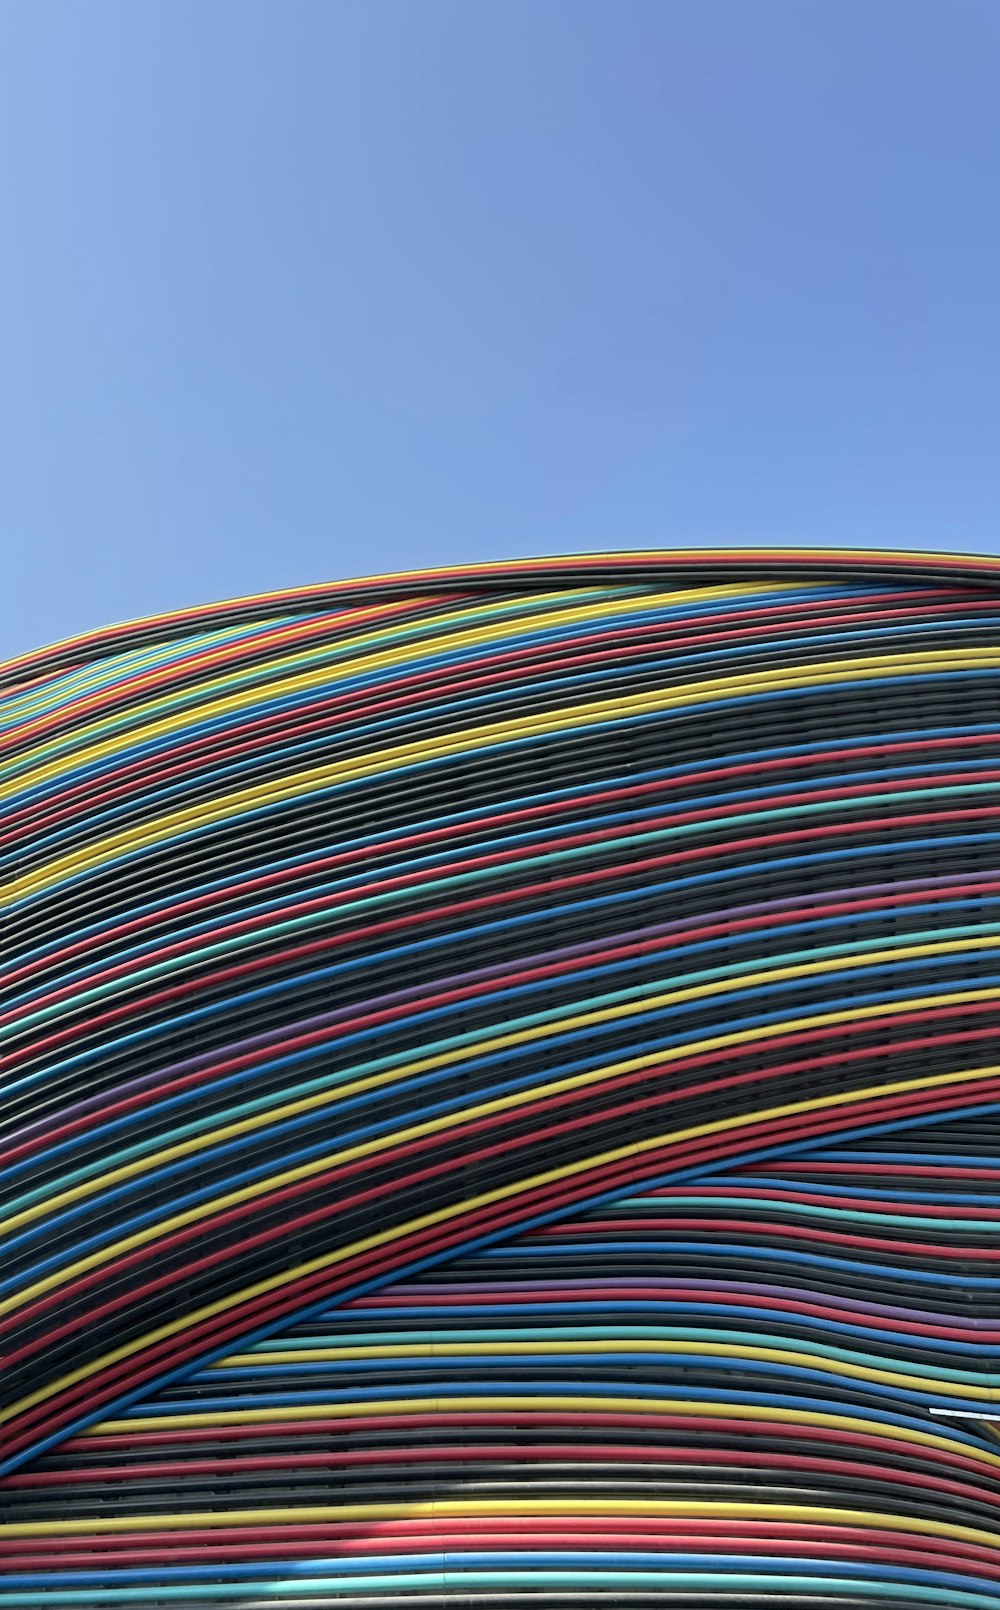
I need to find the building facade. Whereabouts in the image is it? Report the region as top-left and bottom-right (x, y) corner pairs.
(2, 549), (1000, 1606)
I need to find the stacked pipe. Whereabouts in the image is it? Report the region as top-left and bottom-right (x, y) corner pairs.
(2, 551), (1000, 1604)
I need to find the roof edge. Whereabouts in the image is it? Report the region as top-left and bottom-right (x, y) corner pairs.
(6, 545), (1000, 689)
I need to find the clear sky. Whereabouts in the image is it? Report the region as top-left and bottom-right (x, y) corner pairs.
(2, 1), (999, 659)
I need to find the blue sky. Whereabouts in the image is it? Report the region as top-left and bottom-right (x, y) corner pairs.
(2, 1), (999, 659)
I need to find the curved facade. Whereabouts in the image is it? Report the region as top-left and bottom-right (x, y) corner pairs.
(2, 548), (1000, 1607)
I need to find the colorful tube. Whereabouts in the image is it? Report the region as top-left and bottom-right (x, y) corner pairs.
(2, 551), (1000, 1606)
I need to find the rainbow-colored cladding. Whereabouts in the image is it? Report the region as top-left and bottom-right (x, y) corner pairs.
(3, 549), (1000, 1608)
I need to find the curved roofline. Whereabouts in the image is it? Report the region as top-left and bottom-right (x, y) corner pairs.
(6, 545), (1000, 688)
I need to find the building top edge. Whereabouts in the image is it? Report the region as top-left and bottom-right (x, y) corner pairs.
(6, 545), (1000, 689)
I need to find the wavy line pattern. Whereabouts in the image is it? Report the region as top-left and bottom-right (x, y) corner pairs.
(2, 552), (1000, 1605)
(4, 1132), (1000, 1607)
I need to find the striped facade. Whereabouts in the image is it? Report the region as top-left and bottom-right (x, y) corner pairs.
(2, 548), (1000, 1607)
